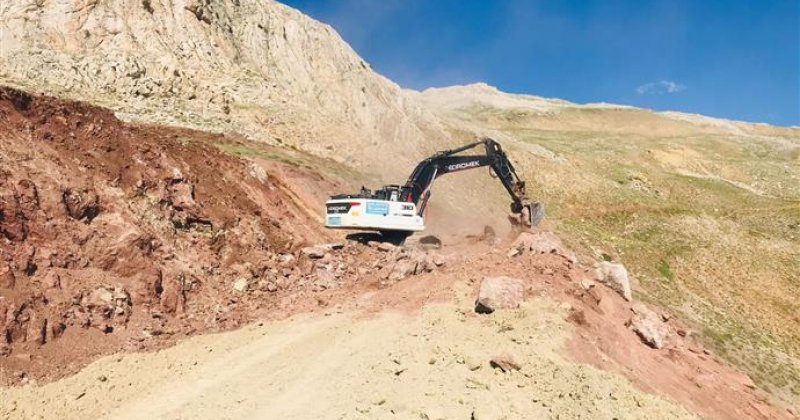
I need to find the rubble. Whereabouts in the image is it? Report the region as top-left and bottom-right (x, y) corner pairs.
(0, 264), (15, 289)
(507, 231), (575, 263)
(301, 243), (345, 259)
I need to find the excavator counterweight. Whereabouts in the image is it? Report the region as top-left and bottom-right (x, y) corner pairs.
(325, 138), (543, 239)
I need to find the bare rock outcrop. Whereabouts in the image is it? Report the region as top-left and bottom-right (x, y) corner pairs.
(0, 0), (448, 180)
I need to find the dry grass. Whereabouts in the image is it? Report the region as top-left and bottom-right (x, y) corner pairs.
(439, 105), (800, 405)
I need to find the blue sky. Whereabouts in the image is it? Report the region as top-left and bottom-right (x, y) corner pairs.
(283, 0), (799, 126)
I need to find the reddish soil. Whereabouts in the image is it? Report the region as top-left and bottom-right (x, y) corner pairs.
(0, 86), (341, 384)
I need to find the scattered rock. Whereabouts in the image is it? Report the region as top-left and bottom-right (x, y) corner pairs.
(43, 271), (61, 289)
(509, 231), (563, 255)
(630, 303), (669, 349)
(300, 246), (327, 259)
(277, 254), (296, 268)
(465, 355), (482, 371)
(62, 188), (100, 222)
(83, 285), (133, 327)
(593, 261), (633, 301)
(475, 276), (525, 314)
(301, 243), (344, 259)
(389, 260), (417, 281)
(232, 278), (249, 293)
(377, 242), (396, 252)
(490, 353), (521, 372)
(472, 404), (505, 420)
(160, 277), (186, 315)
(165, 179), (196, 210)
(421, 408), (446, 420)
(418, 235), (442, 250)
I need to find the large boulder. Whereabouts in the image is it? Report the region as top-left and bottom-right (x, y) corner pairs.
(630, 303), (669, 349)
(593, 261), (633, 301)
(475, 276), (525, 314)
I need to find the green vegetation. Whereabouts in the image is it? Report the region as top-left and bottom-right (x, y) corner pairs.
(657, 260), (674, 280)
(214, 141), (309, 168)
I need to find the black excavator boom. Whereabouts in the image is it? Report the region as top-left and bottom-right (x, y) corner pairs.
(398, 138), (543, 226)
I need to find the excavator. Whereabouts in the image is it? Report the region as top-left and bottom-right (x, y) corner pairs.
(325, 137), (544, 243)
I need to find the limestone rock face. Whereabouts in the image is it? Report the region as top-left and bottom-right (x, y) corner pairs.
(0, 0), (446, 178)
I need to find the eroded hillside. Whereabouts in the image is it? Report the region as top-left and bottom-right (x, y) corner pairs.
(0, 86), (358, 381)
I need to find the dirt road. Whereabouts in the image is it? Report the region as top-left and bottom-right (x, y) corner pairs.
(1, 288), (694, 419)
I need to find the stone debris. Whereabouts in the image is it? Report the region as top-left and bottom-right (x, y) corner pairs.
(376, 242), (396, 252)
(593, 261), (633, 302)
(507, 231), (575, 263)
(418, 235), (442, 250)
(490, 353), (521, 372)
(630, 303), (669, 349)
(300, 243), (344, 259)
(232, 278), (249, 293)
(475, 276), (525, 314)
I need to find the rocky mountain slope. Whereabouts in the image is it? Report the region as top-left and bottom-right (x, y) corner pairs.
(0, 0), (448, 179)
(418, 82), (800, 405)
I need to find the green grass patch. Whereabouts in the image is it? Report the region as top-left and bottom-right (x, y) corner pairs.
(214, 141), (308, 167)
(657, 260), (674, 280)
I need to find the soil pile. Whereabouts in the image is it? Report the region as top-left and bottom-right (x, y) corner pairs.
(0, 86), (343, 383)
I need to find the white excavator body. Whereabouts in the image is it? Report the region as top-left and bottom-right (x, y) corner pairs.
(325, 198), (425, 232)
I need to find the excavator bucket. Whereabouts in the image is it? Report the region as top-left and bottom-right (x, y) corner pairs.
(509, 201), (544, 227)
(526, 202), (545, 226)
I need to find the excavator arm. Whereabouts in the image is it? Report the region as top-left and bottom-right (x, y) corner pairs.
(399, 138), (542, 226)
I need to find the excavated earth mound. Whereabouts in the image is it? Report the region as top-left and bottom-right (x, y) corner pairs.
(0, 86), (352, 384)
